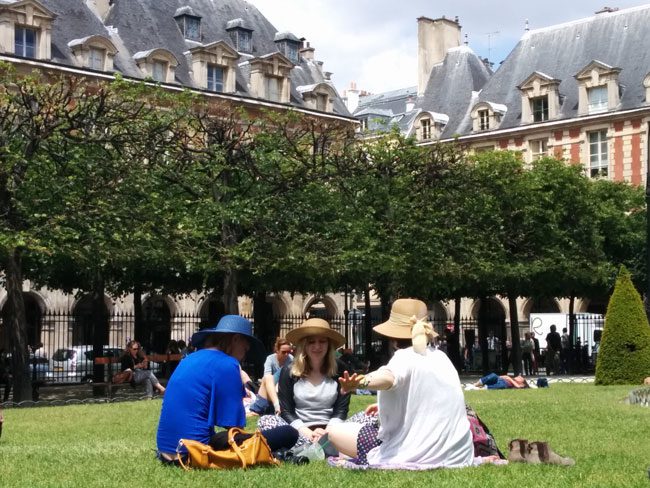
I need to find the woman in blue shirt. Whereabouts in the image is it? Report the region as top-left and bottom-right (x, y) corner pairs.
(156, 315), (297, 464)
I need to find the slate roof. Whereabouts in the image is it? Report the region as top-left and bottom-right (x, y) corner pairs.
(418, 46), (491, 137)
(354, 44), (491, 138)
(467, 5), (650, 134)
(15, 0), (350, 117)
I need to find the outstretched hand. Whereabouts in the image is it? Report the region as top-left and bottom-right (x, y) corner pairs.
(338, 370), (363, 393)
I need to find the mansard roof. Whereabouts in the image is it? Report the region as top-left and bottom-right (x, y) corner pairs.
(23, 0), (350, 117)
(470, 5), (650, 133)
(417, 46), (491, 138)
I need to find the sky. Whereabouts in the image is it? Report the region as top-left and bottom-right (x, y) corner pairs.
(250, 0), (649, 96)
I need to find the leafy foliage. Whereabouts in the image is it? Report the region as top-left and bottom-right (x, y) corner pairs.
(595, 266), (650, 384)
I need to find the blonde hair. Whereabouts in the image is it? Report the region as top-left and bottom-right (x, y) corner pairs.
(290, 337), (338, 377)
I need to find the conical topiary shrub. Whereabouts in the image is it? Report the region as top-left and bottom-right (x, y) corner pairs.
(595, 266), (650, 385)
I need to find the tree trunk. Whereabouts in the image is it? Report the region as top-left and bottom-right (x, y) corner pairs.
(568, 294), (576, 374)
(221, 220), (239, 314)
(5, 248), (31, 402)
(444, 299), (463, 373)
(479, 299), (489, 375)
(508, 294), (522, 376)
(453, 297), (462, 372)
(133, 283), (142, 342)
(253, 291), (275, 350)
(363, 285), (373, 363)
(91, 272), (108, 391)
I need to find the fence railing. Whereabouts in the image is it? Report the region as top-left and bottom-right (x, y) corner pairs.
(0, 310), (604, 388)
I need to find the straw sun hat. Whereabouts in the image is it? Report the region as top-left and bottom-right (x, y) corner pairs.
(374, 298), (438, 346)
(286, 318), (346, 349)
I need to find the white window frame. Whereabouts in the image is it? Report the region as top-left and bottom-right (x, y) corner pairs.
(588, 86), (608, 114)
(588, 130), (608, 178)
(207, 64), (224, 92)
(420, 118), (432, 140)
(531, 96), (549, 122)
(529, 139), (548, 161)
(478, 110), (490, 130)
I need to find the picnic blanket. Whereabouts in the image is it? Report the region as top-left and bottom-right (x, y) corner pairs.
(327, 455), (508, 470)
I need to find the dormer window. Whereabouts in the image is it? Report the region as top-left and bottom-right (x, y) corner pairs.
(186, 41), (239, 93)
(413, 111), (448, 141)
(274, 32), (302, 64)
(471, 102), (506, 132)
(518, 72), (561, 124)
(133, 48), (178, 83)
(644, 73), (650, 103)
(226, 19), (253, 54)
(575, 60), (621, 116)
(296, 82), (336, 112)
(248, 53), (294, 103)
(0, 0), (56, 60)
(531, 96), (549, 122)
(177, 16), (200, 41)
(68, 35), (118, 72)
(15, 26), (36, 58)
(174, 7), (201, 41)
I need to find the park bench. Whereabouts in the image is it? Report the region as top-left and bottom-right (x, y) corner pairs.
(93, 353), (182, 398)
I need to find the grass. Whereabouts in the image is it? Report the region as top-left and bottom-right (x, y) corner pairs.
(0, 384), (648, 487)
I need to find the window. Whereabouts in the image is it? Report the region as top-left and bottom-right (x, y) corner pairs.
(529, 139), (548, 161)
(230, 30), (252, 53)
(531, 96), (549, 122)
(588, 86), (608, 114)
(588, 130), (608, 177)
(316, 93), (328, 112)
(286, 43), (299, 63)
(478, 110), (490, 130)
(15, 26), (36, 58)
(421, 119), (432, 140)
(152, 61), (167, 82)
(265, 76), (280, 102)
(88, 47), (104, 70)
(207, 65), (224, 92)
(176, 15), (201, 41)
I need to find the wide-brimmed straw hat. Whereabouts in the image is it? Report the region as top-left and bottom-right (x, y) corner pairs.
(191, 315), (266, 361)
(373, 298), (439, 340)
(286, 318), (345, 349)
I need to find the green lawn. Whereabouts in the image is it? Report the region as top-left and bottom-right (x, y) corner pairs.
(0, 384), (648, 487)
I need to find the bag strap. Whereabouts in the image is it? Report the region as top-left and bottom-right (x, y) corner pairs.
(228, 427), (250, 469)
(176, 440), (191, 471)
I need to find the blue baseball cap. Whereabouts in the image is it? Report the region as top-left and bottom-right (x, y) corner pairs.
(191, 315), (266, 361)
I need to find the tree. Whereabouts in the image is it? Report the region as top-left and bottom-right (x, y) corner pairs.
(595, 266), (650, 384)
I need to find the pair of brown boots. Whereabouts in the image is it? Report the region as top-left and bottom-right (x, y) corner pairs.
(508, 439), (575, 466)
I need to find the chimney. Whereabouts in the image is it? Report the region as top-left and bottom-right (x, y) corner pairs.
(300, 40), (315, 61)
(417, 16), (461, 96)
(344, 81), (360, 113)
(86, 0), (113, 20)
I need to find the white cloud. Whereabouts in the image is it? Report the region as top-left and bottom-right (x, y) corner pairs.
(249, 0), (649, 95)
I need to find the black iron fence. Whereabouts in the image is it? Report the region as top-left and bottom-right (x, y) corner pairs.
(0, 310), (604, 393)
